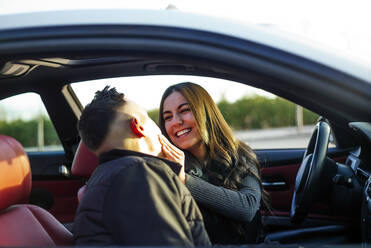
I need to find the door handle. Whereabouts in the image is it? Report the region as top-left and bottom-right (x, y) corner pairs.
(262, 181), (286, 187)
(262, 181), (288, 190)
(59, 164), (70, 177)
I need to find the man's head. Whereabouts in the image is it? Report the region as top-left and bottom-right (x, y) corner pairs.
(78, 86), (162, 156)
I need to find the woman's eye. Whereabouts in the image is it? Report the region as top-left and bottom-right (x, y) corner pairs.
(180, 108), (191, 113)
(163, 115), (172, 121)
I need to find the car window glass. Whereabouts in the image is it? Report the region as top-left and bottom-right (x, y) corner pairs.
(71, 75), (334, 149)
(0, 92), (62, 151)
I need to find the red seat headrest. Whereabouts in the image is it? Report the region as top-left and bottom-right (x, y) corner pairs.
(0, 135), (31, 210)
(71, 141), (98, 178)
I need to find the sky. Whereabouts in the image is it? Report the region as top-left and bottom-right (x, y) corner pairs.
(71, 75), (273, 110)
(1, 0), (370, 120)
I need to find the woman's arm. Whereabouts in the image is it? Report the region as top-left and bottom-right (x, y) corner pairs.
(159, 137), (260, 222)
(186, 173), (261, 222)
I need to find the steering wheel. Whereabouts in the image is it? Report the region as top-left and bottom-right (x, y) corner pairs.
(290, 121), (331, 224)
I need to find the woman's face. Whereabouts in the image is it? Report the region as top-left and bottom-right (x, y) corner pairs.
(162, 91), (203, 153)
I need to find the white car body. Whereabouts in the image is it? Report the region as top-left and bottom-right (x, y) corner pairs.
(0, 9), (370, 83)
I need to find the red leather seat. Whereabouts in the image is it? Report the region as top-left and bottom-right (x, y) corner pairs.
(0, 135), (73, 246)
(71, 141), (98, 203)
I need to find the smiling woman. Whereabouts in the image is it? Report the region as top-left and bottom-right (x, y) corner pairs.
(158, 82), (268, 244)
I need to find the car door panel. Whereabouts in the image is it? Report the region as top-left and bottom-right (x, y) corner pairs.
(257, 148), (348, 217)
(28, 151), (66, 175)
(31, 180), (82, 222)
(28, 151), (83, 222)
(257, 148), (351, 235)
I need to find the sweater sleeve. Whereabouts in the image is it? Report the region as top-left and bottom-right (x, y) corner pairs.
(185, 173), (261, 222)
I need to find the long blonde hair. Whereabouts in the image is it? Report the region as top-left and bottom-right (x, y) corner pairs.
(159, 82), (269, 205)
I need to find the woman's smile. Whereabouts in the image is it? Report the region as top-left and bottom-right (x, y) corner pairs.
(175, 128), (192, 137)
(162, 91), (203, 152)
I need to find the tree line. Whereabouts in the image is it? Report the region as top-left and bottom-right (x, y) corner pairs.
(0, 117), (60, 148)
(149, 95), (318, 129)
(0, 95), (318, 147)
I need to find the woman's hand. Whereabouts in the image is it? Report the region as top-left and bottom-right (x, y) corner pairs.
(158, 134), (186, 184)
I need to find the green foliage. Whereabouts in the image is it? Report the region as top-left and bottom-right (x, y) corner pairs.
(0, 116), (60, 148)
(221, 96), (297, 129)
(217, 95), (318, 130)
(303, 108), (319, 124)
(43, 117), (61, 145)
(0, 119), (37, 147)
(148, 109), (160, 125)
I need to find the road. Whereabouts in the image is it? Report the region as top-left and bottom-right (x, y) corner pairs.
(26, 125), (315, 151)
(234, 125), (313, 149)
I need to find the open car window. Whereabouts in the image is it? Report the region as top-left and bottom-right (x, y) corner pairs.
(70, 75), (328, 149)
(0, 92), (62, 152)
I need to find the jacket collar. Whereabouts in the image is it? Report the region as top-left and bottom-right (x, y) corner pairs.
(99, 149), (181, 175)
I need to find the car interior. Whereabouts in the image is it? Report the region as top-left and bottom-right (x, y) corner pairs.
(1, 23), (371, 246)
(0, 134), (73, 246)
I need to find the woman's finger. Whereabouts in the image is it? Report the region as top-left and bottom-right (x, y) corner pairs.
(163, 146), (181, 161)
(158, 134), (185, 167)
(159, 135), (183, 155)
(162, 144), (176, 158)
(161, 139), (180, 159)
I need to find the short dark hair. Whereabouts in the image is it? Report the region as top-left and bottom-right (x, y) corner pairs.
(78, 86), (126, 150)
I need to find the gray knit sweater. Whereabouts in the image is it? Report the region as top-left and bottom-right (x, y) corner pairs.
(184, 154), (262, 244)
(185, 164), (261, 222)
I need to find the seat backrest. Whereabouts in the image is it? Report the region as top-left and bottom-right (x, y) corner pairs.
(71, 141), (99, 203)
(71, 141), (98, 179)
(0, 135), (73, 246)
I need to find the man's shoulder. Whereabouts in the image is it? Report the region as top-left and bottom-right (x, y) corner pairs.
(104, 155), (169, 170)
(129, 155), (177, 177)
(86, 155), (181, 198)
(87, 156), (141, 185)
(97, 155), (148, 170)
(94, 155), (175, 180)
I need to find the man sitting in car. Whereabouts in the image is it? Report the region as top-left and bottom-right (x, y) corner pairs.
(73, 86), (210, 246)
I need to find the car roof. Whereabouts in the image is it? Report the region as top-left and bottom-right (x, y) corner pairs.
(0, 9), (370, 84)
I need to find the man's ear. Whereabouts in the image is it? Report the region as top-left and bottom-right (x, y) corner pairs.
(130, 117), (145, 138)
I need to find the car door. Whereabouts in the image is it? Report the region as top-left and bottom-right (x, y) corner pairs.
(0, 92), (83, 223)
(258, 148), (349, 216)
